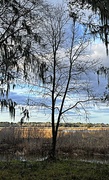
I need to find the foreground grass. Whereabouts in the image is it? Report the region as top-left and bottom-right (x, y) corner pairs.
(0, 159), (109, 180)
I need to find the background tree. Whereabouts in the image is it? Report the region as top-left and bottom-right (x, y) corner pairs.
(69, 0), (109, 54)
(37, 5), (97, 159)
(0, 0), (46, 118)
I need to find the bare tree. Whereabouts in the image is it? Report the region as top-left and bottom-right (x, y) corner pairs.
(36, 5), (97, 159)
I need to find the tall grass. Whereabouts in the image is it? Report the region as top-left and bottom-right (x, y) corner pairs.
(0, 126), (109, 158)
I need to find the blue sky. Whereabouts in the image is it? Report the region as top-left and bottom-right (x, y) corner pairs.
(46, 0), (109, 66)
(47, 0), (64, 5)
(0, 70), (109, 124)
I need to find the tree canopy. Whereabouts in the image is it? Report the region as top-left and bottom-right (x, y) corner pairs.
(0, 0), (46, 118)
(69, 0), (109, 54)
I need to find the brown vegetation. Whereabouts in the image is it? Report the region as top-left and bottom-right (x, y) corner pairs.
(0, 126), (109, 159)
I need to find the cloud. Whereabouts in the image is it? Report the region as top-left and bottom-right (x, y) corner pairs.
(89, 42), (109, 67)
(47, 0), (65, 5)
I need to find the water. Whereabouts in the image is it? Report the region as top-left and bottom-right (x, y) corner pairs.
(80, 155), (109, 164)
(0, 153), (48, 162)
(0, 152), (109, 165)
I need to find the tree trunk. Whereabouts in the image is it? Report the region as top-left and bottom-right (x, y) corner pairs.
(51, 132), (57, 160)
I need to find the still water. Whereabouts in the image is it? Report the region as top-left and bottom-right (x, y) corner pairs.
(0, 153), (109, 165)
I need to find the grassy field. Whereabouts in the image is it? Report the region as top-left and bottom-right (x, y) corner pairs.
(0, 159), (109, 180)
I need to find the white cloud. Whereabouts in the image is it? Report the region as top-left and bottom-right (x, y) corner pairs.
(89, 42), (109, 67)
(46, 0), (65, 5)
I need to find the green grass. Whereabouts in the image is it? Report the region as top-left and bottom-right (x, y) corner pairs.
(0, 159), (109, 180)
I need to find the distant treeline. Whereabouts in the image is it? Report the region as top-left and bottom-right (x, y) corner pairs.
(0, 122), (109, 128)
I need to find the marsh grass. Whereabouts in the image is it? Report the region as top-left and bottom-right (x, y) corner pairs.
(0, 126), (109, 179)
(56, 129), (109, 158)
(0, 159), (109, 180)
(1, 127), (109, 159)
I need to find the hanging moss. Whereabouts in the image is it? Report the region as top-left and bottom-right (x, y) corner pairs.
(0, 99), (17, 119)
(20, 109), (29, 125)
(70, 0), (109, 54)
(83, 0), (109, 54)
(8, 99), (16, 119)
